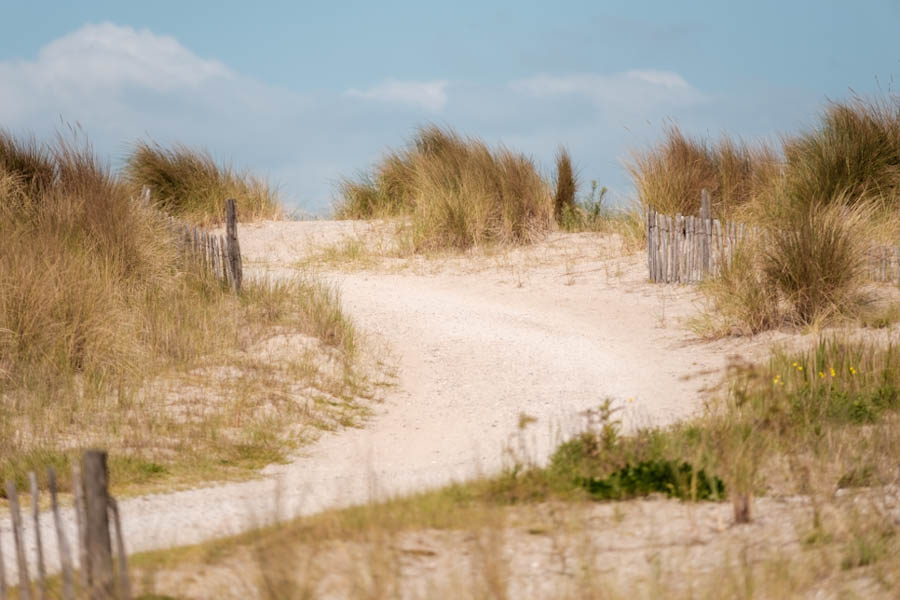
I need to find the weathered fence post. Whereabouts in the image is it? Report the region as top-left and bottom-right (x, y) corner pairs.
(48, 468), (76, 600)
(108, 499), (131, 600)
(28, 473), (47, 600)
(0, 502), (7, 600)
(225, 198), (242, 293)
(4, 481), (30, 600)
(82, 451), (115, 600)
(700, 189), (711, 276)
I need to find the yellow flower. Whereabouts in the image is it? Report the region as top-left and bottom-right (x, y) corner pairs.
(818, 371), (824, 379)
(850, 366), (857, 375)
(792, 361), (798, 367)
(829, 367), (836, 377)
(797, 366), (803, 372)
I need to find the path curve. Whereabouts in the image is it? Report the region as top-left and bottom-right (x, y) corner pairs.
(0, 222), (770, 583)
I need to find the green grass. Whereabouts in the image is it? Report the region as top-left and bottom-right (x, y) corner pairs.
(125, 141), (282, 225)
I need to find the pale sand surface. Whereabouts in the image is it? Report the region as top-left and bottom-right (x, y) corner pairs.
(0, 220), (794, 583)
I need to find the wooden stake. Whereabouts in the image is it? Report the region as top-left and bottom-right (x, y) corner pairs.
(28, 474), (46, 600)
(82, 451), (114, 600)
(0, 500), (7, 600)
(225, 199), (242, 292)
(108, 499), (131, 600)
(48, 469), (75, 600)
(4, 481), (31, 600)
(72, 463), (88, 594)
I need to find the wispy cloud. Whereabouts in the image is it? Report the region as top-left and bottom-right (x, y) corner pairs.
(510, 70), (707, 108)
(345, 79), (450, 111)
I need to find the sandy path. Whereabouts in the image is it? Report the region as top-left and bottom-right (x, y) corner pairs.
(0, 221), (776, 583)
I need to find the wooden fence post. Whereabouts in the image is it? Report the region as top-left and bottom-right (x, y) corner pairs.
(82, 451), (114, 600)
(225, 199), (242, 293)
(4, 481), (30, 600)
(700, 189), (711, 276)
(0, 501), (7, 600)
(48, 468), (76, 600)
(28, 473), (47, 600)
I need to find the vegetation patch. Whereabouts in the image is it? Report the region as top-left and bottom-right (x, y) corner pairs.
(0, 129), (366, 492)
(335, 125), (554, 250)
(125, 140), (282, 225)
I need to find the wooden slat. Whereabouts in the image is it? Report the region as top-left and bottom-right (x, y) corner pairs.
(5, 481), (31, 600)
(28, 473), (47, 600)
(72, 463), (89, 593)
(48, 469), (75, 600)
(0, 501), (8, 600)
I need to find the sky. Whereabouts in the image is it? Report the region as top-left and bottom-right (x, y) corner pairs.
(0, 1), (898, 215)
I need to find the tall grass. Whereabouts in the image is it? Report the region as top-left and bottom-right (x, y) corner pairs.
(633, 95), (900, 333)
(125, 141), (282, 225)
(783, 95), (900, 212)
(0, 129), (363, 490)
(335, 126), (554, 250)
(627, 125), (780, 218)
(552, 146), (577, 222)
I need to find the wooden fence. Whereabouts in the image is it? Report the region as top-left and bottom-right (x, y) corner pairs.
(647, 190), (900, 284)
(138, 187), (244, 292)
(647, 190), (756, 284)
(1, 450), (129, 600)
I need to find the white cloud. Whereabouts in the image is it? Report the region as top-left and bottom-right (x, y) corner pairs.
(345, 79), (449, 111)
(510, 70), (706, 108)
(7, 22), (232, 97)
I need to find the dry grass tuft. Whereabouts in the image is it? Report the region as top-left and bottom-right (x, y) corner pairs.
(125, 141), (282, 225)
(552, 146), (577, 223)
(335, 125), (554, 250)
(627, 125), (780, 218)
(783, 94), (900, 212)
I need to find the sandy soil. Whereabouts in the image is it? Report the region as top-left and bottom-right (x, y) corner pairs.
(0, 221), (790, 584)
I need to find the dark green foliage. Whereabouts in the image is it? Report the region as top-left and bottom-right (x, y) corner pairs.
(580, 459), (726, 501)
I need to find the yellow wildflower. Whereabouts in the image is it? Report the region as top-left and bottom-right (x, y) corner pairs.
(830, 367), (836, 377)
(850, 366), (857, 375)
(818, 371), (824, 379)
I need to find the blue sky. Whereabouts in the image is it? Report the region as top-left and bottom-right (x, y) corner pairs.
(1, 1), (898, 214)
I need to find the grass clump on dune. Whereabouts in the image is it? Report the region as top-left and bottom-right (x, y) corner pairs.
(0, 129), (363, 492)
(783, 95), (900, 212)
(125, 140), (282, 225)
(631, 94), (900, 334)
(627, 124), (780, 219)
(335, 125), (554, 250)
